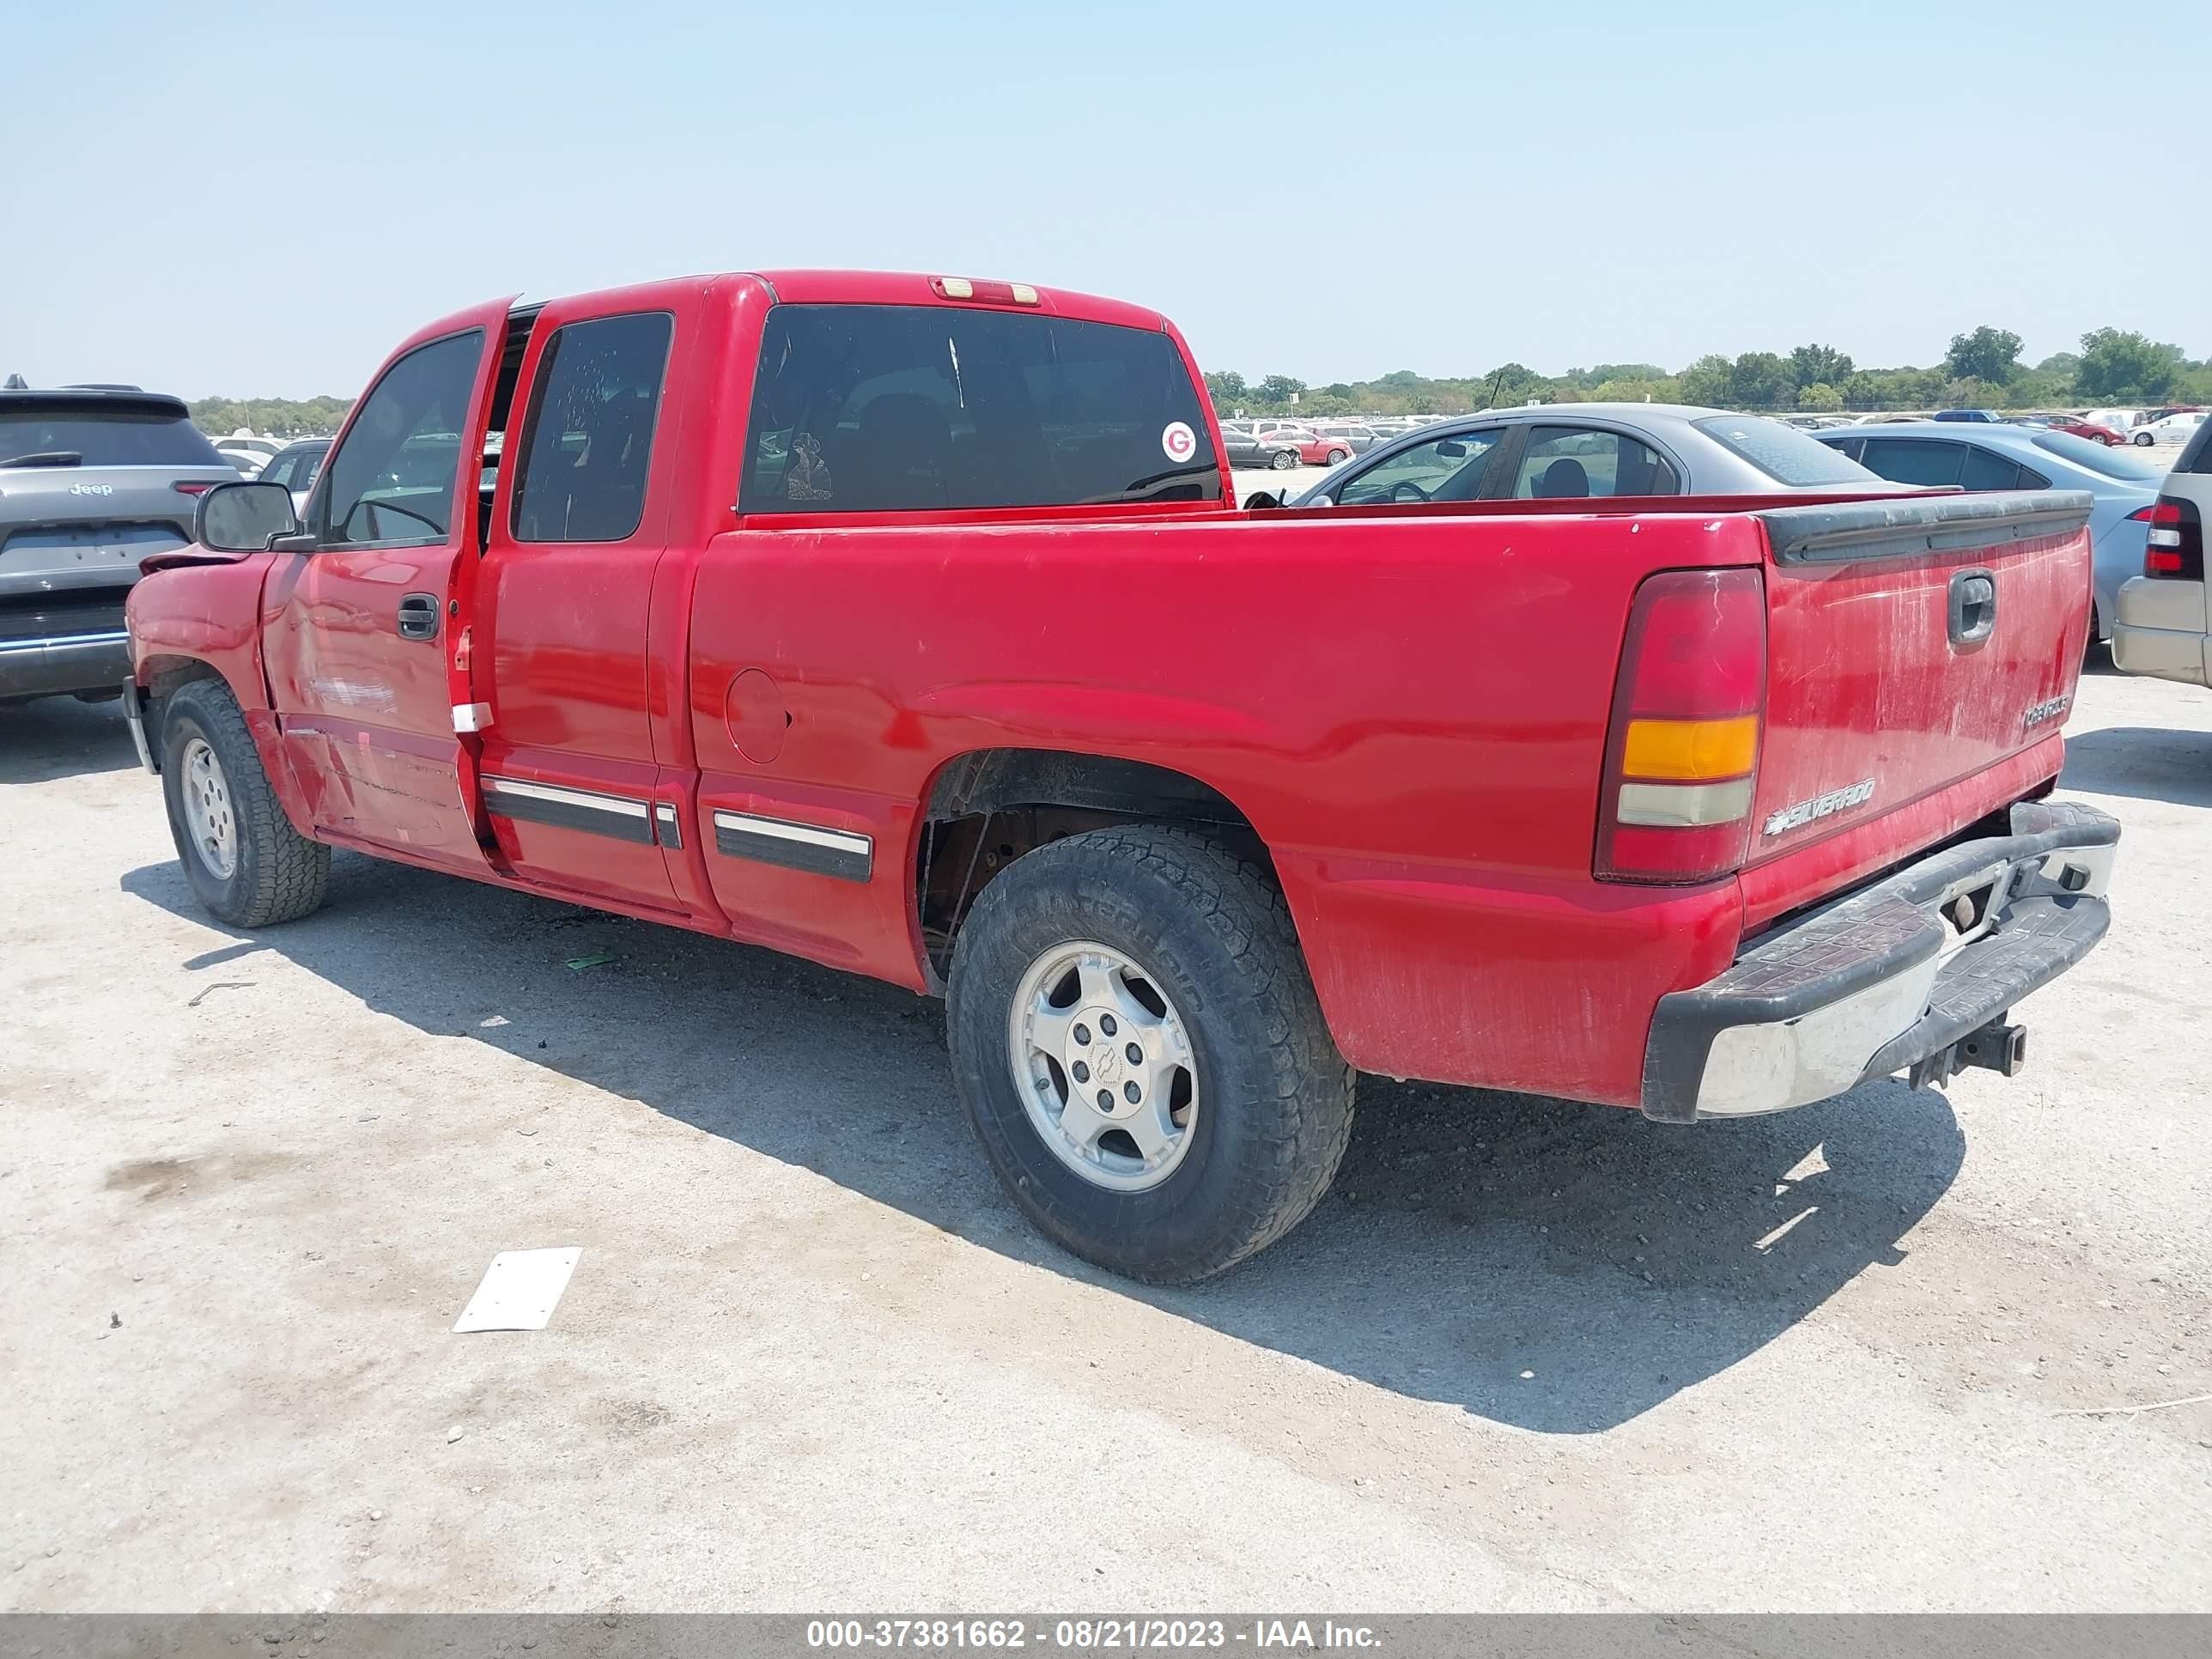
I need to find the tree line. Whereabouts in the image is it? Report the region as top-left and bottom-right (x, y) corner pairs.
(1207, 326), (2212, 418)
(187, 396), (354, 439)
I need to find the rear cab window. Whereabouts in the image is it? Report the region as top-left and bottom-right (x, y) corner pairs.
(1693, 416), (1879, 486)
(740, 304), (1219, 513)
(0, 398), (226, 468)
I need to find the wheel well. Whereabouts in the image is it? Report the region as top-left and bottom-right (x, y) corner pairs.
(916, 750), (1269, 979)
(142, 655), (223, 708)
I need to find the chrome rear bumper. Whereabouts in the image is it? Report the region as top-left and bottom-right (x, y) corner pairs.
(1642, 800), (2118, 1122)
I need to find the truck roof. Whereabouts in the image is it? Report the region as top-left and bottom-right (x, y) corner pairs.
(514, 270), (1174, 335)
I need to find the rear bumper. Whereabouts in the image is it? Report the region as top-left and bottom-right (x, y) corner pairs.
(1642, 800), (2118, 1122)
(2110, 576), (2209, 686)
(0, 629), (132, 701)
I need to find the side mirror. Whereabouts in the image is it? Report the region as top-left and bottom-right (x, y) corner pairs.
(1242, 489), (1285, 510)
(196, 480), (301, 552)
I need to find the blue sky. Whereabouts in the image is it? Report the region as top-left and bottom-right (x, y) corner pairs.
(4, 0), (2205, 398)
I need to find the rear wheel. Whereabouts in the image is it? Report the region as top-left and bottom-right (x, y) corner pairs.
(947, 826), (1355, 1283)
(161, 678), (330, 927)
(1270, 448), (1297, 471)
(1325, 447), (1350, 465)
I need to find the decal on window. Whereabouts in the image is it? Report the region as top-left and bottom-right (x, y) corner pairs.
(784, 433), (833, 501)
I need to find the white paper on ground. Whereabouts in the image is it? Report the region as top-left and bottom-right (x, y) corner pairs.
(453, 1248), (581, 1333)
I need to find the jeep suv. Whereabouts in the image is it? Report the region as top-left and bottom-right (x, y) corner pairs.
(1, 386), (239, 703)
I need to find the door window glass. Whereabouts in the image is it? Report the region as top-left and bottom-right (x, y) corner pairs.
(1859, 437), (1966, 488)
(317, 331), (485, 546)
(1960, 447), (2046, 490)
(1335, 429), (1501, 504)
(1510, 427), (1681, 498)
(508, 313), (674, 543)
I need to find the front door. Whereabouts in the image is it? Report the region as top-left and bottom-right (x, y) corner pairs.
(260, 300), (514, 872)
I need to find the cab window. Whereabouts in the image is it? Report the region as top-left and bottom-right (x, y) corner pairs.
(740, 303), (1219, 512)
(508, 312), (674, 543)
(1509, 427), (1680, 498)
(316, 331), (484, 546)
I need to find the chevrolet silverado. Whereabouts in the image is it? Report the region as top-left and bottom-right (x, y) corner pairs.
(124, 271), (2118, 1282)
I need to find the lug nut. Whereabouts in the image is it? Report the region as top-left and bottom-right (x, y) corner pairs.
(1096, 1089), (1114, 1112)
(1072, 1060), (1090, 1084)
(1125, 1042), (1142, 1065)
(1123, 1082), (1140, 1104)
(1073, 1024), (1091, 1045)
(1099, 1014), (1118, 1036)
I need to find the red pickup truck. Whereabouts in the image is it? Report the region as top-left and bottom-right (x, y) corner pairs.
(124, 270), (2118, 1283)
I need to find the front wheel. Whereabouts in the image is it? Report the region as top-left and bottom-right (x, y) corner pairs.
(2134, 431), (2154, 446)
(161, 678), (330, 927)
(947, 826), (1355, 1283)
(1325, 447), (1350, 465)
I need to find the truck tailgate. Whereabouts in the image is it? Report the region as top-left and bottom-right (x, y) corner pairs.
(1746, 491), (2094, 915)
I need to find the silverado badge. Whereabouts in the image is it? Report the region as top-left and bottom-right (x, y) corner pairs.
(1763, 778), (1876, 838)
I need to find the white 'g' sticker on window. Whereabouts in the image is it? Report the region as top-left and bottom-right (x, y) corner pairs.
(1161, 422), (1197, 465)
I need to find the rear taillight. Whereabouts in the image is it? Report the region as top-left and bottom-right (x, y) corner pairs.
(1595, 567), (1766, 884)
(172, 479), (216, 497)
(2139, 497), (2204, 580)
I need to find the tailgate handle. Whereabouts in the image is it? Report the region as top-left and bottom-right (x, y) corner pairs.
(1948, 568), (1996, 647)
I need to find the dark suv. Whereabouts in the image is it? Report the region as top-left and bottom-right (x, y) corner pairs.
(1, 385), (238, 703)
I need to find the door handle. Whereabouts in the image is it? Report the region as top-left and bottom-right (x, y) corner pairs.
(397, 592), (441, 642)
(1948, 568), (1996, 647)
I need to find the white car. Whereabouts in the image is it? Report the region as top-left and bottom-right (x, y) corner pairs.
(214, 432), (284, 477)
(2131, 411), (2209, 447)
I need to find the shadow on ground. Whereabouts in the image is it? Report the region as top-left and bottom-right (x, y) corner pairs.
(2062, 724), (2212, 808)
(0, 696), (138, 786)
(123, 845), (1969, 1434)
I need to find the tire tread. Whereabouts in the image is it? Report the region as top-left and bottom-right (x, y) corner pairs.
(165, 679), (330, 928)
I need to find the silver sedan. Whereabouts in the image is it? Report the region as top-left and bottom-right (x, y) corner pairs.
(1289, 404), (1887, 507)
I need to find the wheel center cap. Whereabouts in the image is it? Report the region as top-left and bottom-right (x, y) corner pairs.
(1085, 1025), (1124, 1086)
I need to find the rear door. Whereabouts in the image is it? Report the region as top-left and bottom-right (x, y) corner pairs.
(259, 300), (515, 872)
(1750, 490), (2093, 872)
(471, 298), (690, 911)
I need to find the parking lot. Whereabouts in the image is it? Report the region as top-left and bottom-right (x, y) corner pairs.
(1, 658), (2205, 1612)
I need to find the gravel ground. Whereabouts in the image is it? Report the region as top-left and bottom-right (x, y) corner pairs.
(3, 665), (2209, 1613)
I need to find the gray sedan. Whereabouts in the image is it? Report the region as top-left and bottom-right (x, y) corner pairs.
(1289, 403), (1884, 507)
(1815, 422), (2162, 644)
